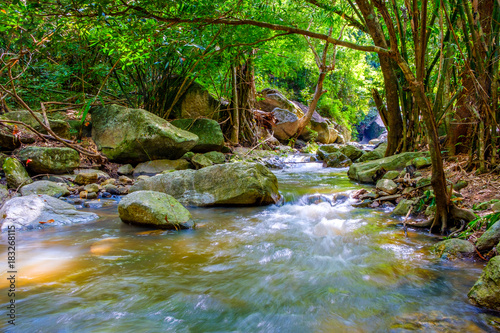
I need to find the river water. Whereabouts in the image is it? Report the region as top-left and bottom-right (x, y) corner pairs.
(1, 157), (499, 332)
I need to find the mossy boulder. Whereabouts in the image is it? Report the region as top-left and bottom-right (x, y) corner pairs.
(117, 164), (134, 175)
(3, 157), (32, 188)
(468, 256), (500, 311)
(118, 190), (194, 229)
(18, 146), (80, 174)
(392, 199), (416, 216)
(2, 110), (71, 139)
(316, 144), (340, 160)
(348, 151), (425, 184)
(356, 143), (387, 162)
(476, 221), (500, 252)
(191, 153), (214, 169)
(20, 180), (69, 198)
(376, 179), (398, 195)
(322, 151), (352, 168)
(431, 239), (475, 259)
(204, 151), (225, 164)
(382, 170), (400, 180)
(412, 156), (432, 169)
(92, 104), (198, 163)
(170, 118), (224, 152)
(133, 159), (191, 176)
(341, 144), (365, 162)
(130, 162), (280, 206)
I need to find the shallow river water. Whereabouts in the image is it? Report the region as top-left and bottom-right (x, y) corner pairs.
(1, 158), (499, 332)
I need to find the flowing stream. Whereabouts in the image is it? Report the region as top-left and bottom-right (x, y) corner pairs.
(1, 156), (499, 332)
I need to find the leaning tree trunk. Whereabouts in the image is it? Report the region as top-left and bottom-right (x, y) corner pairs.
(357, 0), (404, 156)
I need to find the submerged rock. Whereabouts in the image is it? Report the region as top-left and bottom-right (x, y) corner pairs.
(18, 146), (80, 174)
(3, 157), (32, 189)
(130, 162), (280, 206)
(92, 104), (198, 163)
(468, 256), (500, 311)
(170, 118), (224, 152)
(0, 195), (98, 231)
(118, 190), (194, 229)
(316, 144), (340, 160)
(20, 180), (69, 198)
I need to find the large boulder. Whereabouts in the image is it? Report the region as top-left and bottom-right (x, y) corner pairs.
(133, 159), (190, 177)
(271, 108), (299, 140)
(316, 144), (340, 160)
(118, 191), (194, 229)
(3, 157), (32, 188)
(0, 195), (98, 231)
(2, 110), (71, 139)
(476, 221), (500, 252)
(130, 162), (281, 206)
(91, 104), (198, 163)
(257, 89), (304, 117)
(20, 180), (69, 198)
(468, 256), (500, 311)
(17, 146), (80, 174)
(170, 81), (223, 120)
(170, 118), (224, 152)
(348, 151), (425, 184)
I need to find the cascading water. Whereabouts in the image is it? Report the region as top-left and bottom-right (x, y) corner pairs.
(1, 156), (497, 332)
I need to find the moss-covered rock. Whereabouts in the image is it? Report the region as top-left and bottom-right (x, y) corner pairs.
(382, 170), (400, 180)
(316, 144), (340, 160)
(92, 104), (198, 163)
(119, 190), (194, 229)
(431, 239), (475, 259)
(117, 164), (134, 175)
(191, 153), (214, 169)
(322, 151), (352, 168)
(204, 151), (225, 164)
(341, 144), (365, 162)
(376, 179), (398, 194)
(133, 159), (190, 176)
(170, 118), (224, 152)
(468, 256), (500, 311)
(412, 156), (432, 169)
(2, 110), (71, 139)
(392, 199), (416, 216)
(3, 157), (32, 188)
(476, 221), (500, 252)
(348, 151), (425, 184)
(18, 146), (80, 174)
(130, 162), (280, 206)
(20, 180), (69, 198)
(356, 143), (387, 162)
(0, 126), (21, 151)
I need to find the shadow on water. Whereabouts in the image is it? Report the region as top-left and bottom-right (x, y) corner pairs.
(1, 156), (499, 332)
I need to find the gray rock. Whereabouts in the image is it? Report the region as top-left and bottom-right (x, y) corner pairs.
(74, 169), (110, 180)
(92, 104), (198, 163)
(118, 190), (194, 229)
(117, 164), (134, 175)
(133, 159), (190, 176)
(431, 239), (475, 259)
(476, 221), (500, 252)
(468, 256), (500, 311)
(0, 195), (98, 231)
(20, 180), (69, 198)
(170, 118), (224, 152)
(2, 110), (71, 139)
(271, 108), (299, 140)
(376, 179), (398, 195)
(3, 157), (32, 189)
(18, 147), (80, 174)
(130, 162), (280, 206)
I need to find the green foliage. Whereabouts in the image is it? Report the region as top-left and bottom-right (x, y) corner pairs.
(451, 212), (500, 240)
